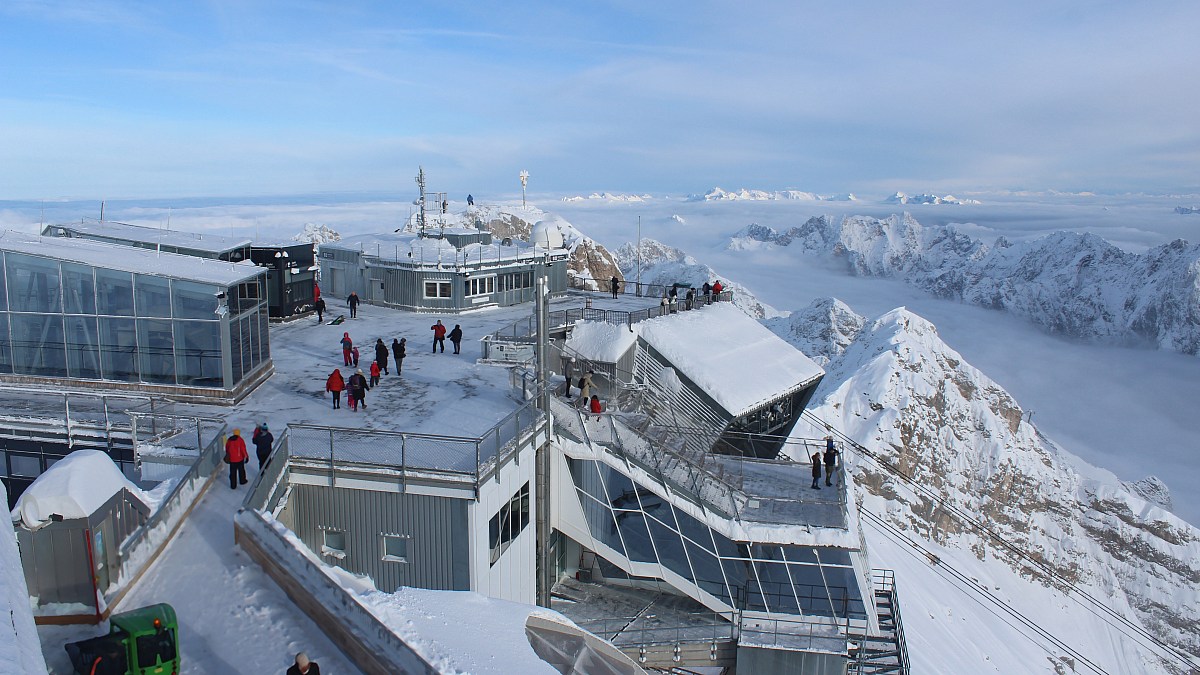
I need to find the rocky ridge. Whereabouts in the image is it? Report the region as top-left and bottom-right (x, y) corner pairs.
(735, 214), (1200, 355)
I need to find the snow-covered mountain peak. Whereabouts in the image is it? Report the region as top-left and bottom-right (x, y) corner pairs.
(294, 222), (341, 244)
(763, 297), (866, 367)
(782, 300), (1200, 669)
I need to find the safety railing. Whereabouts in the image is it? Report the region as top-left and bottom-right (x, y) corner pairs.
(575, 611), (739, 646)
(114, 418), (228, 592)
(489, 292), (735, 344)
(244, 431), (291, 514)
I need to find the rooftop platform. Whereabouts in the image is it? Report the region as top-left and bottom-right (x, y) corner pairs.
(45, 220), (252, 256)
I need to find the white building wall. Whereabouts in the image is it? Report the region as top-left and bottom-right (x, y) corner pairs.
(468, 451), (537, 604)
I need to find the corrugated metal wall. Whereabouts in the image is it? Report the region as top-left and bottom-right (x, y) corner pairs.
(285, 484), (470, 592)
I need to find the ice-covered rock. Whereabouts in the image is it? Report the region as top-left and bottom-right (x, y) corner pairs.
(294, 223), (341, 244)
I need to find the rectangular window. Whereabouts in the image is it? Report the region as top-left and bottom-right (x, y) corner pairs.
(9, 454), (40, 477)
(489, 482), (531, 565)
(322, 529), (347, 559)
(381, 534), (409, 562)
(423, 281), (451, 299)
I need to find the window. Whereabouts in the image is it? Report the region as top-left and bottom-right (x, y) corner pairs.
(466, 276), (495, 297)
(381, 534), (409, 562)
(423, 281), (452, 299)
(489, 482), (531, 565)
(322, 529), (347, 559)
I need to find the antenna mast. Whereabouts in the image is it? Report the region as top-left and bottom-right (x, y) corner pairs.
(415, 166), (427, 236)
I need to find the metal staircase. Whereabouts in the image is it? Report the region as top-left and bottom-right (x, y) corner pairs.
(848, 570), (910, 675)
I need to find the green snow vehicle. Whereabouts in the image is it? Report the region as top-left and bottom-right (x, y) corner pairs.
(65, 603), (179, 675)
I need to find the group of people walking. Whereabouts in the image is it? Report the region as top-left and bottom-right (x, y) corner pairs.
(223, 422), (277, 490)
(430, 320), (464, 354)
(326, 333), (409, 411)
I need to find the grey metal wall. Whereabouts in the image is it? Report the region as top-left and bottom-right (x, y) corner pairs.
(16, 488), (148, 606)
(737, 646), (847, 675)
(284, 483), (470, 592)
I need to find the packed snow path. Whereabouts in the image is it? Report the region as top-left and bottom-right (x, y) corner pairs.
(40, 476), (361, 674)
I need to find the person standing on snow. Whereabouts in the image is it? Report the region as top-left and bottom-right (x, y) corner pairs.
(823, 436), (839, 487)
(351, 345), (360, 367)
(392, 338), (405, 374)
(375, 338), (390, 374)
(712, 280), (723, 299)
(348, 368), (369, 411)
(702, 281), (712, 304)
(340, 332), (353, 366)
(467, 194), (474, 206)
(225, 429), (249, 489)
(326, 368), (345, 409)
(577, 370), (595, 404)
(448, 324), (463, 354)
(287, 652), (320, 675)
(810, 452), (822, 490)
(347, 291), (360, 318)
(369, 360), (381, 387)
(610, 276), (620, 299)
(431, 320), (447, 353)
(315, 297), (326, 323)
(253, 423), (274, 470)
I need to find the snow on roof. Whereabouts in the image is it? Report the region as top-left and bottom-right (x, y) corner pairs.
(0, 231), (264, 286)
(566, 320), (637, 363)
(0, 483), (48, 674)
(324, 230), (565, 266)
(637, 302), (824, 417)
(54, 220), (251, 253)
(11, 450), (149, 529)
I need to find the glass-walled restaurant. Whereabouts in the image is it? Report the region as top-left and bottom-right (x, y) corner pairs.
(0, 232), (270, 394)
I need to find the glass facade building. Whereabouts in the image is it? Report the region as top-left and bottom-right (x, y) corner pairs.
(569, 457), (866, 621)
(0, 233), (270, 392)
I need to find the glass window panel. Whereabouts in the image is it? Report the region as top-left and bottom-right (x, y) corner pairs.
(9, 454), (41, 477)
(135, 275), (172, 318)
(174, 320), (222, 387)
(95, 269), (134, 316)
(721, 557), (751, 609)
(0, 255), (7, 310)
(171, 280), (219, 320)
(0, 312), (11, 374)
(576, 490), (624, 557)
(99, 317), (138, 380)
(65, 316), (101, 379)
(597, 464), (639, 510)
(382, 535), (408, 561)
(686, 539), (730, 605)
(137, 318), (175, 384)
(644, 515), (691, 584)
(613, 509), (656, 565)
(10, 313), (66, 376)
(236, 316), (252, 383)
(61, 263), (95, 315)
(257, 309), (270, 363)
(755, 561), (800, 615)
(675, 508), (717, 554)
(229, 319), (243, 383)
(6, 253), (61, 313)
(571, 460), (606, 504)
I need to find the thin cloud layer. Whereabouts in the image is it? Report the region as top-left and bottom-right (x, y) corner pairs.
(1, 1), (1197, 198)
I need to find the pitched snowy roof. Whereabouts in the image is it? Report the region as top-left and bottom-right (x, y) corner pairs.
(52, 220), (251, 254)
(11, 450), (149, 530)
(0, 231), (264, 286)
(637, 303), (824, 417)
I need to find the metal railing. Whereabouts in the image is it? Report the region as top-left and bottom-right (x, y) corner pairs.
(489, 292), (735, 344)
(575, 611), (739, 647)
(114, 418), (227, 590)
(279, 397), (548, 492)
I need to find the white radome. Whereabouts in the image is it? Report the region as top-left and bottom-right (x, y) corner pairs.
(530, 219), (565, 249)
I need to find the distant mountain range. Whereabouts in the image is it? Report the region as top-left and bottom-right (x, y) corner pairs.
(732, 214), (1200, 356)
(885, 191), (982, 205)
(686, 187), (857, 202)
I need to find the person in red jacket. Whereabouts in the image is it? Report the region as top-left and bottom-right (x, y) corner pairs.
(589, 394), (603, 420)
(369, 360), (381, 387)
(340, 332), (353, 366)
(712, 280), (723, 299)
(225, 429), (249, 490)
(431, 320), (447, 353)
(326, 368), (345, 409)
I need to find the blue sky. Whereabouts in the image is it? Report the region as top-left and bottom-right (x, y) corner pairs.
(2, 1), (1198, 199)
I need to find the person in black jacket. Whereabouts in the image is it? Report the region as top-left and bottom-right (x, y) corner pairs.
(610, 275), (619, 299)
(448, 324), (463, 354)
(347, 369), (369, 411)
(811, 452), (822, 490)
(392, 338), (405, 374)
(374, 338), (389, 374)
(314, 297), (326, 323)
(252, 423), (274, 470)
(823, 437), (839, 486)
(347, 291), (360, 318)
(287, 652), (320, 675)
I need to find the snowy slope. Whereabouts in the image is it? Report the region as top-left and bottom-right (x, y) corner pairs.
(612, 238), (782, 319)
(774, 301), (1200, 672)
(0, 483), (48, 674)
(735, 214), (1200, 355)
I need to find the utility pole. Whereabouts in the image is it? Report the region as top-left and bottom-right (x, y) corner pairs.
(636, 215), (642, 297)
(534, 261), (552, 607)
(415, 166), (427, 236)
(519, 170), (529, 211)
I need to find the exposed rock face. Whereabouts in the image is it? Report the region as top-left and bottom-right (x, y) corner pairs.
(779, 302), (1200, 668)
(294, 223), (341, 245)
(612, 238), (782, 319)
(733, 215), (1200, 356)
(762, 298), (865, 367)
